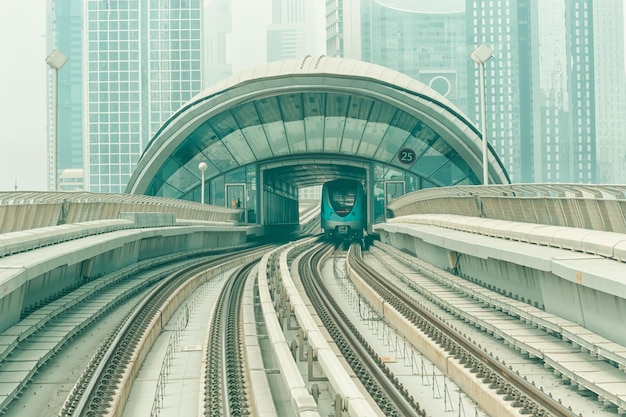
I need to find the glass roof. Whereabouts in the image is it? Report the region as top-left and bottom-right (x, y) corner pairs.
(126, 56), (509, 198)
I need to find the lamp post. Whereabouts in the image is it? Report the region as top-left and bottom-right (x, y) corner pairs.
(470, 43), (493, 186)
(46, 49), (68, 191)
(198, 162), (207, 204)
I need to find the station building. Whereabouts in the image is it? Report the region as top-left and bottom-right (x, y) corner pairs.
(126, 56), (509, 232)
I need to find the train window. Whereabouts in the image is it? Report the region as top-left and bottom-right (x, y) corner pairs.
(327, 181), (357, 215)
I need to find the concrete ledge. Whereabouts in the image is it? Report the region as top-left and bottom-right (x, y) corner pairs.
(374, 221), (626, 347)
(0, 224), (247, 332)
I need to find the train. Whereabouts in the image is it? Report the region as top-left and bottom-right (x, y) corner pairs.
(320, 179), (366, 241)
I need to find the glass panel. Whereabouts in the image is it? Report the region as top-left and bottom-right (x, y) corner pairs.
(347, 95), (374, 119)
(285, 120), (306, 153)
(211, 176), (225, 206)
(374, 125), (410, 163)
(384, 181), (405, 205)
(159, 181), (184, 199)
(305, 116), (324, 152)
(186, 120), (220, 150)
(303, 92), (324, 118)
(222, 130), (255, 165)
(422, 156), (453, 185)
(186, 153), (220, 180)
(255, 96), (282, 124)
(264, 121), (290, 156)
(147, 177), (165, 196)
(358, 101), (396, 158)
(340, 117), (366, 155)
(278, 94), (303, 122)
(413, 154), (447, 180)
(323, 116), (343, 153)
(358, 121), (386, 158)
(246, 165), (257, 223)
(242, 125), (273, 160)
(445, 155), (476, 185)
(205, 140), (239, 172)
(156, 157), (183, 185)
(226, 183), (246, 222)
(162, 164), (197, 194)
(231, 102), (261, 129)
(208, 112), (238, 137)
(325, 93), (350, 117)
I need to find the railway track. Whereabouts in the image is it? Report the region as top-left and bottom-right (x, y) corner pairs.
(57, 247), (265, 417)
(299, 242), (427, 417)
(0, 252), (209, 415)
(348, 242), (580, 417)
(203, 262), (255, 416)
(6, 234), (609, 417)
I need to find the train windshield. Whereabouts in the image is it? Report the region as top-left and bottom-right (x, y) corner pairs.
(328, 182), (357, 216)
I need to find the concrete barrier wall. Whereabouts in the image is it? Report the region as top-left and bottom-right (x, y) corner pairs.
(385, 185), (626, 234)
(377, 223), (626, 346)
(0, 225), (247, 333)
(0, 192), (242, 233)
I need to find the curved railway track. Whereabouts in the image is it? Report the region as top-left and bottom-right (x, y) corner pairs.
(348, 243), (579, 417)
(204, 262), (255, 416)
(4, 235), (594, 417)
(299, 242), (427, 417)
(60, 248), (265, 417)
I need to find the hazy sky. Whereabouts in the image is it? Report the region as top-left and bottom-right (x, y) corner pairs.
(0, 1), (47, 191)
(0, 2), (623, 192)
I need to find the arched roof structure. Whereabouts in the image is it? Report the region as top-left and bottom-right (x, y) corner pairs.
(126, 56), (509, 199)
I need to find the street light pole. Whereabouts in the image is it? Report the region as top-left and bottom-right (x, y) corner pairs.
(470, 44), (493, 186)
(198, 162), (208, 204)
(46, 49), (68, 191)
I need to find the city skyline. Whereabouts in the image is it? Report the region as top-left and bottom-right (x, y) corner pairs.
(1, 1), (625, 191)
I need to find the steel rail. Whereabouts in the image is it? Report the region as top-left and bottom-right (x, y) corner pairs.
(66, 247), (266, 416)
(300, 243), (426, 417)
(204, 261), (256, 416)
(349, 244), (579, 417)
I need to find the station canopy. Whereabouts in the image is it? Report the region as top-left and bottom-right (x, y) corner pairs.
(125, 56), (509, 199)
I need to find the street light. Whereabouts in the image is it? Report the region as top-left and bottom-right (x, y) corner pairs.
(46, 49), (68, 191)
(198, 162), (208, 204)
(470, 43), (493, 186)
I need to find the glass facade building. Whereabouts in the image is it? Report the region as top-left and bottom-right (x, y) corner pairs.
(361, 1), (469, 112)
(468, 0), (527, 182)
(592, 0), (626, 183)
(48, 0), (205, 193)
(47, 0), (84, 190)
(84, 0), (203, 192)
(328, 0), (626, 184)
(267, 0), (316, 61)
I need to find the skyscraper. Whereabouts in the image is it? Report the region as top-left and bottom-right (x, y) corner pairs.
(328, 0), (626, 184)
(46, 0), (84, 191)
(48, 0), (205, 192)
(524, 0), (596, 183)
(592, 0), (626, 184)
(204, 0), (232, 87)
(468, 0), (528, 182)
(330, 1), (469, 113)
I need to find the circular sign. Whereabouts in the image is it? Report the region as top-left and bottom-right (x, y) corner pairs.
(397, 148), (416, 165)
(429, 75), (452, 97)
